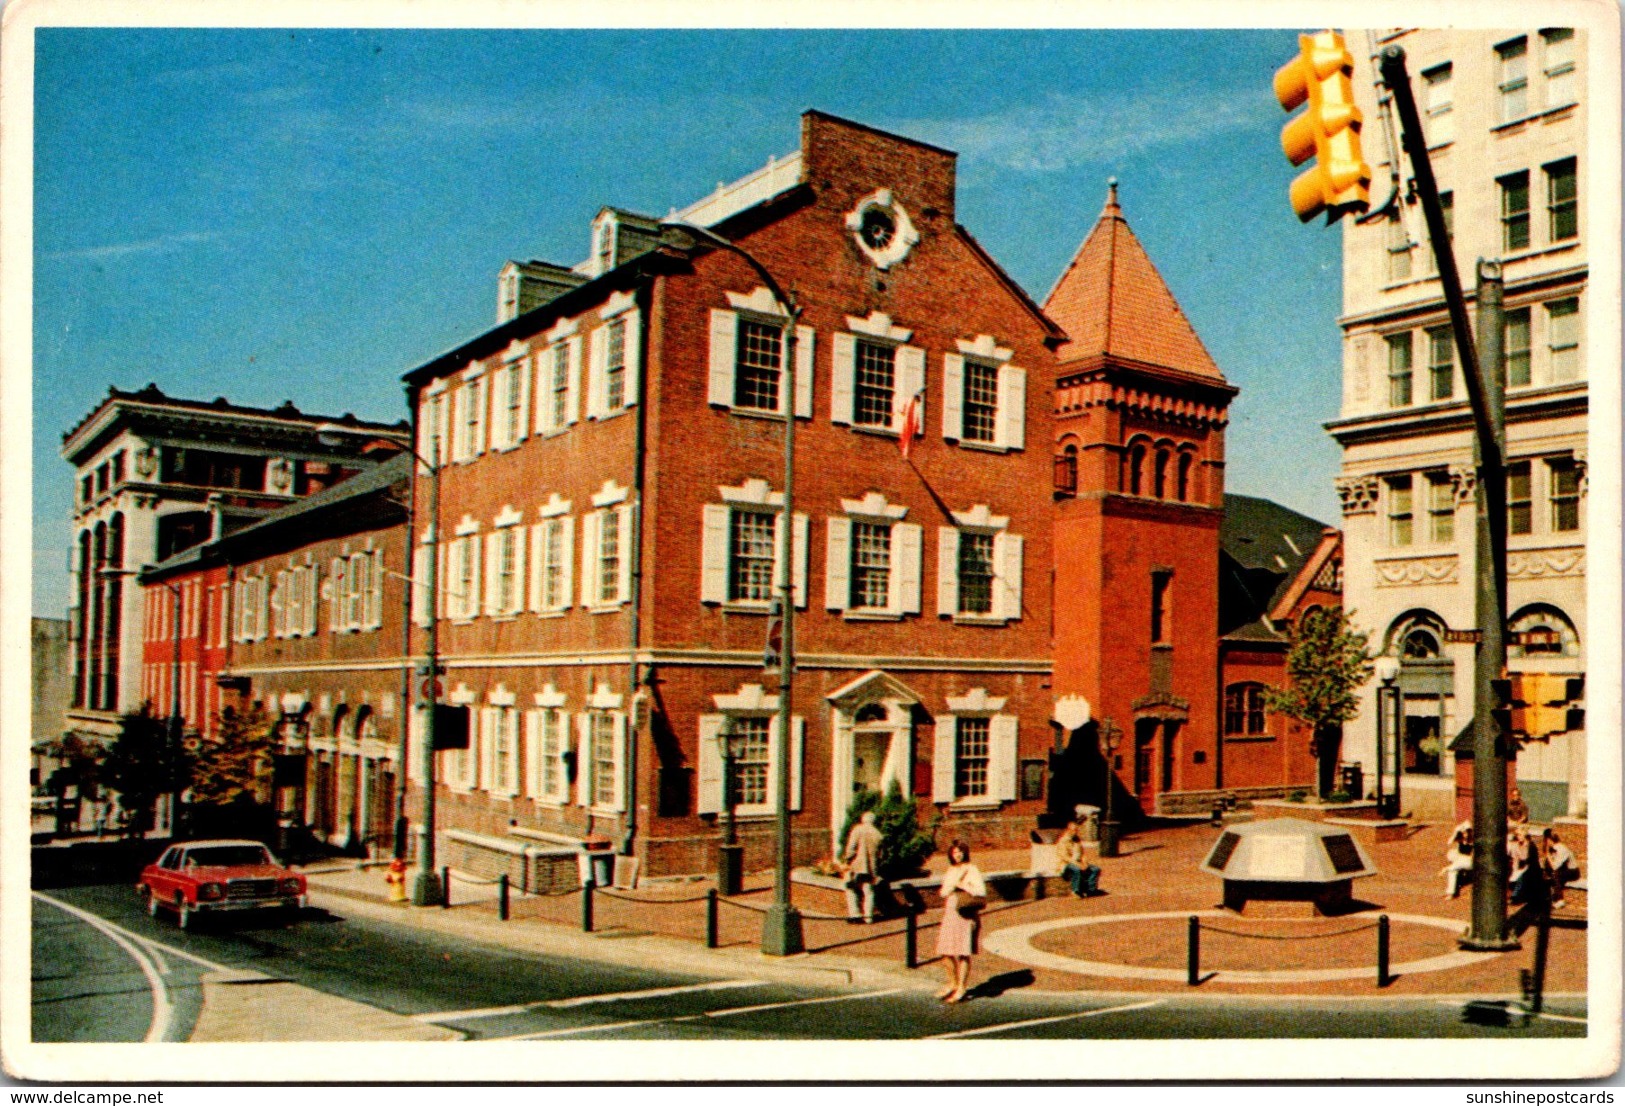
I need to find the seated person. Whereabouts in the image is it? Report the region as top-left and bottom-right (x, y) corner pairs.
(1055, 808), (1101, 897)
(1541, 828), (1581, 908)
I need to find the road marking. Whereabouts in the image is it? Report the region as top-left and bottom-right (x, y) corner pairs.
(545, 979), (765, 1008)
(689, 988), (903, 1020)
(33, 892), (173, 1044)
(411, 1002), (537, 1023)
(923, 998), (1166, 1040)
(494, 1018), (665, 1040)
(1434, 1000), (1588, 1025)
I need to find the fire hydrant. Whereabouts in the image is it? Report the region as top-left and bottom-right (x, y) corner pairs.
(385, 858), (407, 903)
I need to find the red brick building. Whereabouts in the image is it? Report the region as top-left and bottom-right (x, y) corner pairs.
(400, 112), (1062, 875)
(1044, 183), (1238, 818)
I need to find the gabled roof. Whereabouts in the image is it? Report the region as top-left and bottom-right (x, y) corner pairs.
(1043, 182), (1224, 380)
(1219, 493), (1336, 642)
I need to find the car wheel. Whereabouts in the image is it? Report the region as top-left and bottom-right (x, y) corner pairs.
(142, 886), (159, 917)
(175, 894), (192, 930)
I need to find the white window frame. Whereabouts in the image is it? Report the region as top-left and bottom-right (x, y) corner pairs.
(936, 504), (1023, 624)
(1546, 296), (1581, 383)
(446, 685), (478, 792)
(527, 685), (571, 805)
(446, 518), (482, 622)
(536, 318), (582, 436)
(825, 492), (920, 619)
(585, 292), (641, 421)
(1496, 36), (1529, 124)
(575, 682), (626, 814)
(695, 684), (805, 817)
(1421, 62), (1453, 145)
(942, 335), (1026, 452)
(1542, 28), (1575, 109)
(706, 287), (815, 419)
(581, 482), (632, 611)
(454, 364), (487, 463)
(485, 508), (526, 618)
(932, 689), (1018, 808)
(830, 311), (923, 437)
(529, 494), (574, 615)
(492, 342), (531, 452)
(484, 691), (520, 798)
(699, 479), (808, 611)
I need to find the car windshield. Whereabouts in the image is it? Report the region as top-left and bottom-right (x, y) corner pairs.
(185, 845), (274, 868)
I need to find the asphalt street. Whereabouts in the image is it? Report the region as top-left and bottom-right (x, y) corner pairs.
(32, 882), (1588, 1043)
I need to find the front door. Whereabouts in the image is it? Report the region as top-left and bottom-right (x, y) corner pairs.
(853, 732), (888, 795)
(1133, 722), (1157, 810)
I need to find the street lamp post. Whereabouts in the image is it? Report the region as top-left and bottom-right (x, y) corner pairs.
(317, 425), (442, 906)
(716, 717), (744, 896)
(662, 220), (804, 955)
(1374, 656), (1402, 819)
(1098, 719), (1122, 858)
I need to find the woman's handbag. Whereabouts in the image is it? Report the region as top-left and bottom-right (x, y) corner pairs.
(956, 893), (987, 918)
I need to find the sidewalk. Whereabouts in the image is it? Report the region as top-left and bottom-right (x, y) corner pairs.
(299, 820), (1587, 1001)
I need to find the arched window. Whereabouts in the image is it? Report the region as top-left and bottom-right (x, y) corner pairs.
(332, 704), (351, 743)
(1177, 451), (1194, 502)
(1154, 448), (1171, 499)
(1054, 442), (1079, 496)
(854, 702), (887, 724)
(1402, 627), (1440, 658)
(1223, 683), (1267, 736)
(1127, 443), (1147, 495)
(1508, 604), (1580, 659)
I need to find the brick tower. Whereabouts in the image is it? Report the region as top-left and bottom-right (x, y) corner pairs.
(1046, 181), (1238, 819)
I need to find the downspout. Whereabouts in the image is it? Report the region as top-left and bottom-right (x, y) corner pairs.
(621, 277), (653, 856)
(394, 385), (420, 860)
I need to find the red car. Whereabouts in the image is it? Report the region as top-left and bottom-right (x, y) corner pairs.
(138, 839), (307, 928)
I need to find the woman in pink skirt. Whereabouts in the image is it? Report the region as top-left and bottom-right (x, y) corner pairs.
(935, 840), (987, 1003)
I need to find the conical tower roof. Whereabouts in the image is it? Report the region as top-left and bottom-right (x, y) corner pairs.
(1044, 181), (1225, 381)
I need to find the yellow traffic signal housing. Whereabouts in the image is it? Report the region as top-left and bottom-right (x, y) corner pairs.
(1508, 672), (1575, 740)
(1274, 31), (1372, 223)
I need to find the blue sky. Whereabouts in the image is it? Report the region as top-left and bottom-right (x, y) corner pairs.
(32, 27), (1344, 616)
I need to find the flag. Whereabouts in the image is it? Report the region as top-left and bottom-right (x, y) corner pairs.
(898, 390), (924, 459)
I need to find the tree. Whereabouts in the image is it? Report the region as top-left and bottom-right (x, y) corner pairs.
(187, 705), (278, 838)
(103, 706), (189, 837)
(1262, 607), (1375, 799)
(837, 781), (938, 881)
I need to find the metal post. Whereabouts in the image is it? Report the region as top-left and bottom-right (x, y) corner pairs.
(1099, 720), (1121, 858)
(718, 727), (743, 896)
(1187, 915), (1200, 986)
(1377, 914), (1391, 987)
(705, 888), (718, 949)
(1529, 911), (1550, 1014)
(498, 873), (509, 921)
(1378, 46), (1515, 953)
(905, 909), (918, 970)
(440, 866), (450, 908)
(582, 879), (595, 932)
(412, 453), (444, 906)
(168, 582), (183, 837)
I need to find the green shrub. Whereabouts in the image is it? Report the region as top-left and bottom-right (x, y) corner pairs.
(1327, 789), (1352, 803)
(836, 782), (937, 880)
(1287, 788), (1309, 803)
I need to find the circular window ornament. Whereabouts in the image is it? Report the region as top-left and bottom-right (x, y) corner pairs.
(844, 189), (919, 270)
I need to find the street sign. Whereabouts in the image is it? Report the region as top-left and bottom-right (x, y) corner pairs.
(1444, 629), (1482, 644)
(420, 677), (445, 699)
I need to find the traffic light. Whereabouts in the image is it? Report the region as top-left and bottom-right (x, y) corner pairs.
(1506, 673), (1577, 740)
(1274, 30), (1372, 223)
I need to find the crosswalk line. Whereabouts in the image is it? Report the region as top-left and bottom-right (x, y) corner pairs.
(545, 979), (765, 1008)
(924, 998), (1165, 1040)
(411, 1002), (537, 1023)
(484, 987), (900, 1041)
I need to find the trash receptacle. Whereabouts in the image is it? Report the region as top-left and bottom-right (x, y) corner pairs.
(578, 848), (615, 887)
(1074, 804), (1100, 843)
(1339, 763), (1364, 800)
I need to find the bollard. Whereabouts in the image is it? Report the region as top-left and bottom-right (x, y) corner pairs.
(441, 867), (451, 909)
(705, 889), (719, 949)
(1376, 914), (1391, 987)
(1187, 915), (1200, 986)
(1034, 874), (1046, 902)
(1529, 912), (1551, 1014)
(498, 874), (510, 921)
(581, 879), (595, 932)
(905, 910), (918, 970)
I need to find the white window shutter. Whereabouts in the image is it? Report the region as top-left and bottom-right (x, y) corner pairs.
(270, 575), (284, 637)
(943, 354), (965, 441)
(471, 379), (487, 456)
(329, 558), (345, 633)
(483, 533), (501, 616)
(480, 707), (496, 792)
(442, 542), (459, 620)
(933, 720), (957, 803)
(708, 309), (737, 407)
(831, 332), (855, 424)
(528, 524), (544, 613)
(580, 511), (601, 607)
(700, 504), (731, 604)
(895, 345), (926, 434)
(794, 326), (815, 418)
(450, 387), (466, 461)
(997, 364), (1027, 451)
(367, 553), (383, 628)
(994, 532), (1024, 622)
(437, 543), (450, 620)
(525, 710), (542, 797)
(894, 522), (922, 615)
(566, 336), (583, 425)
(516, 357), (532, 444)
(792, 512), (809, 609)
(622, 310), (642, 407)
(992, 714), (1019, 801)
(937, 527), (960, 616)
(489, 368), (508, 451)
(466, 535), (483, 620)
(610, 712), (628, 811)
(616, 505), (634, 603)
(696, 715), (724, 815)
(510, 528), (527, 615)
(533, 354), (550, 436)
(558, 516), (575, 611)
(575, 713), (592, 807)
(587, 327), (607, 419)
(550, 713), (571, 803)
(790, 716), (805, 811)
(825, 516), (852, 611)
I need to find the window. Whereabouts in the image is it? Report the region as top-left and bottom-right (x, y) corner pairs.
(457, 376), (486, 461)
(530, 707), (569, 803)
(961, 361), (998, 443)
(731, 716), (771, 807)
(1507, 461), (1532, 535)
(1386, 213), (1412, 281)
(604, 318), (626, 411)
(1224, 684), (1267, 736)
(586, 296), (641, 420)
(1427, 472), (1455, 543)
(550, 342), (572, 429)
(1424, 192), (1454, 274)
(503, 359), (526, 447)
(1543, 29), (1576, 108)
(1549, 459), (1581, 532)
(1177, 452), (1194, 502)
(1054, 445), (1078, 496)
(598, 509), (620, 603)
(1387, 476), (1414, 546)
(329, 549), (383, 632)
(1422, 63), (1453, 144)
(447, 533), (481, 620)
(1427, 326), (1454, 400)
(488, 706), (519, 796)
(1546, 158), (1577, 242)
(1128, 443), (1146, 495)
(1387, 332), (1413, 407)
(1150, 570), (1171, 645)
(1500, 172), (1530, 251)
(853, 340), (896, 428)
(954, 717), (991, 800)
(1497, 37), (1529, 123)
(729, 509), (777, 602)
(1505, 308), (1532, 387)
(590, 711), (618, 808)
(1154, 448), (1171, 499)
(531, 514), (573, 614)
(490, 525), (523, 616)
(581, 501), (633, 609)
(850, 521), (892, 610)
(955, 531), (995, 616)
(1547, 298), (1580, 382)
(734, 320), (783, 411)
(423, 389), (449, 467)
